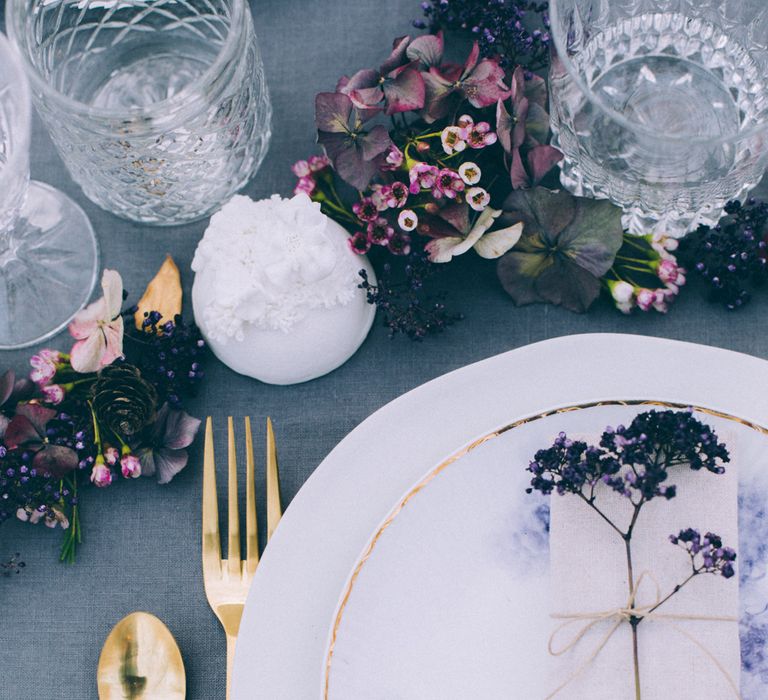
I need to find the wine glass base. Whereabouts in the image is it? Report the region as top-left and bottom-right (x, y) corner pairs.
(0, 181), (99, 350)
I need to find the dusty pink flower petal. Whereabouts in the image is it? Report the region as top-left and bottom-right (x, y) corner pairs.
(294, 176), (316, 196)
(68, 269), (125, 373)
(104, 447), (119, 466)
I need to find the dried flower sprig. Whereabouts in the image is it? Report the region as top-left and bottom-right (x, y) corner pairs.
(1, 552), (24, 576)
(415, 0), (551, 71)
(358, 253), (463, 340)
(526, 409), (735, 698)
(680, 198), (768, 310)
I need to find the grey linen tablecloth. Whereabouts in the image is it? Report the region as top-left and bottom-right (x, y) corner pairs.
(1, 1), (767, 698)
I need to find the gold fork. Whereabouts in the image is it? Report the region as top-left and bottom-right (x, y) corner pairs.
(202, 416), (283, 699)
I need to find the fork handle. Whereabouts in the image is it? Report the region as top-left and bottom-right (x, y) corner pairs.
(226, 633), (237, 700)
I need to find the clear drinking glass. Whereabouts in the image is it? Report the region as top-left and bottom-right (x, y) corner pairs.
(0, 32), (98, 349)
(548, 0), (768, 236)
(5, 0), (272, 226)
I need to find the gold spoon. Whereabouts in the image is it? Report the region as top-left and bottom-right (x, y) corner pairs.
(97, 612), (186, 700)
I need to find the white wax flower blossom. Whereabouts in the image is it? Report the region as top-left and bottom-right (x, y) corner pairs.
(191, 193), (360, 340)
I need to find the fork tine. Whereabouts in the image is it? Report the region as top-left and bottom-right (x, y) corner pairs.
(244, 417), (259, 575)
(202, 417), (221, 580)
(265, 417), (283, 541)
(227, 417), (241, 576)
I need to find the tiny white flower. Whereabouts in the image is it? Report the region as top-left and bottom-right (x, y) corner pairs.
(440, 126), (466, 155)
(398, 209), (418, 232)
(458, 162), (482, 185)
(466, 186), (490, 212)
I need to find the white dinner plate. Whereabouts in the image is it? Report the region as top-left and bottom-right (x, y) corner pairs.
(231, 334), (768, 699)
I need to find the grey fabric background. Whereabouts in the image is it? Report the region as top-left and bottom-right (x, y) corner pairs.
(1, 1), (767, 698)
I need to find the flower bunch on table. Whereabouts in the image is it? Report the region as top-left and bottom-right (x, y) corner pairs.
(294, 30), (685, 337)
(0, 265), (206, 563)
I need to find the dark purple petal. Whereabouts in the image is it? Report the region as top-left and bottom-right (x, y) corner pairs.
(33, 445), (79, 478)
(524, 74), (548, 109)
(136, 447), (156, 478)
(315, 92), (353, 133)
(329, 136), (382, 190)
(153, 447), (190, 485)
(524, 102), (550, 146)
(162, 408), (202, 450)
(383, 64), (425, 114)
(510, 148), (531, 190)
(527, 146), (564, 186)
(360, 125), (392, 161)
(406, 31), (444, 68)
(381, 35), (411, 73)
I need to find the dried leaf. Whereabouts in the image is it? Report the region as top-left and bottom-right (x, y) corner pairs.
(134, 255), (182, 331)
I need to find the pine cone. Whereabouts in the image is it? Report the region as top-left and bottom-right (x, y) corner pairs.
(90, 364), (158, 438)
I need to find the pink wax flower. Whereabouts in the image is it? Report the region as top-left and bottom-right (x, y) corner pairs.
(441, 126), (466, 155)
(433, 168), (465, 199)
(370, 185), (392, 212)
(352, 197), (380, 222)
(121, 454), (142, 479)
(387, 181), (409, 208)
(398, 209), (418, 232)
(409, 163), (439, 194)
(466, 186), (490, 211)
(466, 121), (498, 149)
(387, 231), (412, 256)
(367, 218), (394, 246)
(458, 162), (482, 185)
(348, 231), (371, 255)
(381, 145), (404, 170)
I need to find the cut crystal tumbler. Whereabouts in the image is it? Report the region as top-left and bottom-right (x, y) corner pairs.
(6, 0), (272, 226)
(0, 32), (97, 349)
(549, 0), (768, 236)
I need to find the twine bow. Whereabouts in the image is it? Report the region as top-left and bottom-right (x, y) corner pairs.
(544, 571), (741, 699)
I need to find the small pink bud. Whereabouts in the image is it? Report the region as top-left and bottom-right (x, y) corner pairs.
(104, 447), (119, 466)
(121, 454), (142, 479)
(41, 384), (65, 405)
(90, 462), (113, 488)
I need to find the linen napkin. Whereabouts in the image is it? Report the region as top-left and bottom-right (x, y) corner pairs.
(547, 433), (740, 700)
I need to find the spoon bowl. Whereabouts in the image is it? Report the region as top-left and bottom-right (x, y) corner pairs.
(97, 612), (186, 699)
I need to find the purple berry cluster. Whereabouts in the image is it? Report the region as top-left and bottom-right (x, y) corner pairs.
(680, 198), (768, 310)
(415, 0), (551, 70)
(127, 312), (206, 409)
(527, 410), (730, 503)
(669, 528), (736, 579)
(358, 253), (463, 340)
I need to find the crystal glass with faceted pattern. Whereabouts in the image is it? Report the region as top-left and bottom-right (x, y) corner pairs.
(6, 0), (272, 226)
(0, 31), (98, 349)
(549, 0), (768, 236)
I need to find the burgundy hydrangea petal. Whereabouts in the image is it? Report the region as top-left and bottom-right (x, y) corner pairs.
(3, 415), (40, 449)
(406, 31), (444, 68)
(360, 125), (392, 161)
(496, 99), (513, 154)
(461, 41), (481, 77)
(33, 445), (79, 478)
(136, 447), (157, 478)
(343, 68), (380, 92)
(510, 148), (531, 190)
(422, 67), (456, 121)
(527, 145), (564, 186)
(315, 92), (353, 133)
(383, 64), (425, 114)
(524, 73), (548, 109)
(462, 58), (510, 108)
(381, 35), (411, 74)
(16, 403), (57, 434)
